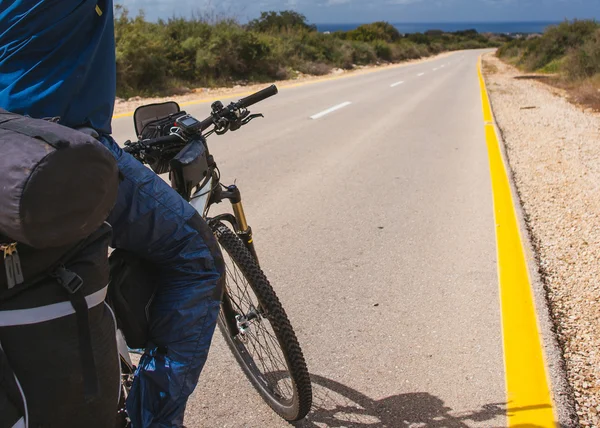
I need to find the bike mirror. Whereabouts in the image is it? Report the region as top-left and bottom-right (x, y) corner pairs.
(133, 101), (181, 136)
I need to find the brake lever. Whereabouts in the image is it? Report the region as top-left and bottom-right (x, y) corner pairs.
(240, 113), (264, 126)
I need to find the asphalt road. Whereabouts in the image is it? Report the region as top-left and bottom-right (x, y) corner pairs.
(111, 49), (527, 427)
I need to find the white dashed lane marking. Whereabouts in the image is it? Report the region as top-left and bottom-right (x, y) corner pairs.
(310, 102), (352, 119)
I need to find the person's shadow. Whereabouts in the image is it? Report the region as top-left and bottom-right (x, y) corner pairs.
(288, 373), (553, 428)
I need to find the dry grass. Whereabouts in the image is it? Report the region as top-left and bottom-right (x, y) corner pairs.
(482, 61), (498, 74)
(538, 75), (600, 112)
(568, 76), (600, 111)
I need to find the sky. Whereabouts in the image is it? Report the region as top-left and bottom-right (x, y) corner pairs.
(117, 0), (599, 24)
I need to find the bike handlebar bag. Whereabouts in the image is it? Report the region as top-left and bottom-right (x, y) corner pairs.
(0, 109), (119, 249)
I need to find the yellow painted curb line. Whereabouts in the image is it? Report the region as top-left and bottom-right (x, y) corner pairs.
(478, 55), (557, 427)
(112, 52), (457, 120)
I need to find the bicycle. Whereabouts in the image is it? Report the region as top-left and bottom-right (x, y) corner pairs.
(111, 85), (312, 425)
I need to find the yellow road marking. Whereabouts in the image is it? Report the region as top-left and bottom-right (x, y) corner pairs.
(112, 52), (457, 120)
(478, 56), (556, 426)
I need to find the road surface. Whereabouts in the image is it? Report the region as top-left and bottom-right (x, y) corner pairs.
(111, 49), (566, 427)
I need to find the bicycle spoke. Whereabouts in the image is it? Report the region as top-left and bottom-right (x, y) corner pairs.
(246, 328), (286, 376)
(254, 324), (294, 397)
(245, 326), (294, 399)
(224, 256), (257, 313)
(229, 256), (255, 306)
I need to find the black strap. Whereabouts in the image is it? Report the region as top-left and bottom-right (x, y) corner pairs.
(53, 267), (99, 398)
(0, 118), (68, 148)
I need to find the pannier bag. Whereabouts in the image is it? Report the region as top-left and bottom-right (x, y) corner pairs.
(0, 224), (120, 428)
(108, 250), (159, 349)
(0, 109), (119, 249)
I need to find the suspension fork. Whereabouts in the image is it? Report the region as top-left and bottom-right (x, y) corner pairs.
(221, 185), (260, 265)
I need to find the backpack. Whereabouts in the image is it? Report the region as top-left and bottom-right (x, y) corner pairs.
(0, 111), (121, 427)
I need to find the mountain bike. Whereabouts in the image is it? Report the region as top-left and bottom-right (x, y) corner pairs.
(112, 85), (312, 425)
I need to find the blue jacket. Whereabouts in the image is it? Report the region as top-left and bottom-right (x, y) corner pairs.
(0, 0), (116, 134)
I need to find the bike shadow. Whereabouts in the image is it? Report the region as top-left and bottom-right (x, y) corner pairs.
(290, 373), (553, 428)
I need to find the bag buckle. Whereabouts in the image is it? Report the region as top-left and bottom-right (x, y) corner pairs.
(52, 266), (83, 294)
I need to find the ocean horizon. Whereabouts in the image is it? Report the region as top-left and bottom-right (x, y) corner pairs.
(315, 21), (564, 35)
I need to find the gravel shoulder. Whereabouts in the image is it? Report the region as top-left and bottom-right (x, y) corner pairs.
(482, 52), (600, 427)
(112, 51), (453, 115)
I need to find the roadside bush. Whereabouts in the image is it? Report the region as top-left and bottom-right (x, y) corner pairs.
(114, 7), (500, 97)
(196, 23), (277, 81)
(343, 22), (401, 43)
(388, 41), (425, 61)
(333, 42), (355, 69)
(497, 39), (525, 59)
(351, 41), (377, 65)
(496, 19), (600, 76)
(518, 20), (599, 71)
(373, 41), (393, 61)
(115, 11), (169, 96)
(247, 11), (316, 33)
(564, 29), (600, 79)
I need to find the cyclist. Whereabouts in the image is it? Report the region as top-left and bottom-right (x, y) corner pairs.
(0, 1), (225, 427)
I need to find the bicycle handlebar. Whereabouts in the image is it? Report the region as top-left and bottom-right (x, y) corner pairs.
(238, 85), (278, 109)
(198, 84), (278, 132)
(124, 85), (278, 156)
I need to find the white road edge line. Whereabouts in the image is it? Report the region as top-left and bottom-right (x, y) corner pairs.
(390, 81), (404, 87)
(417, 72), (425, 77)
(310, 102), (352, 120)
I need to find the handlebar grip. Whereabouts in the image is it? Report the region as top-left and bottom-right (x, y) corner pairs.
(238, 85), (278, 109)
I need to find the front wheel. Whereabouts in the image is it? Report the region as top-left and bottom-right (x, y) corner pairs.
(211, 222), (312, 421)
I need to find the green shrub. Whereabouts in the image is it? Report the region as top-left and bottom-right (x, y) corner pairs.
(564, 29), (600, 79)
(115, 10), (169, 96)
(496, 19), (600, 81)
(518, 20), (599, 71)
(351, 41), (377, 64)
(345, 22), (401, 43)
(373, 41), (392, 61)
(247, 11), (316, 33)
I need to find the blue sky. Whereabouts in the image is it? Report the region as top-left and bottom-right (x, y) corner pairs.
(117, 0), (599, 24)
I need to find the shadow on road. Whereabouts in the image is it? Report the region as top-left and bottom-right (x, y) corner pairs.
(291, 374), (552, 428)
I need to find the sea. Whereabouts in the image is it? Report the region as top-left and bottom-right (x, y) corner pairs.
(315, 21), (562, 35)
